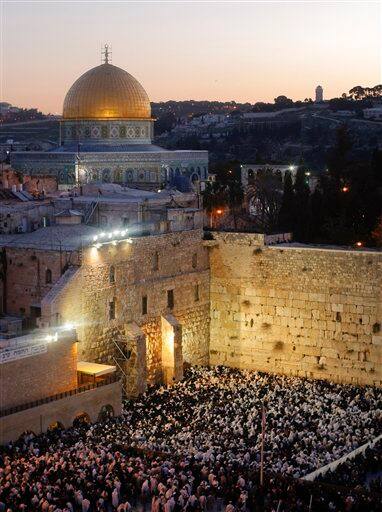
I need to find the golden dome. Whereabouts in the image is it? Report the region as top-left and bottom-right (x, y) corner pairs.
(63, 63), (151, 120)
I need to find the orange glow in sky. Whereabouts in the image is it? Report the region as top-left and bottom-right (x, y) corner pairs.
(1, 1), (380, 114)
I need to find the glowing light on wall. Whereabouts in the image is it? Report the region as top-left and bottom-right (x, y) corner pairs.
(90, 228), (133, 250)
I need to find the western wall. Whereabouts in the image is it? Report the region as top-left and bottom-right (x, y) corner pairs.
(208, 232), (382, 386)
(39, 229), (382, 389)
(41, 229), (210, 391)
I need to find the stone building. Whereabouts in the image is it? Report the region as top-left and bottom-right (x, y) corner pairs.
(11, 50), (208, 191)
(0, 326), (121, 444)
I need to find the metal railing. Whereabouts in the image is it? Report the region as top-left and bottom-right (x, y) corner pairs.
(0, 374), (119, 418)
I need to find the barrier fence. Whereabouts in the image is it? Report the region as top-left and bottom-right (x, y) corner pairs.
(0, 374), (119, 418)
(302, 433), (382, 482)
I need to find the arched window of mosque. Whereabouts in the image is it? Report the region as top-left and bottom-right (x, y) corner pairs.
(175, 168), (181, 177)
(101, 126), (109, 139)
(191, 173), (199, 184)
(119, 125), (127, 138)
(203, 166), (207, 178)
(102, 169), (111, 183)
(196, 166), (201, 176)
(109, 266), (115, 284)
(45, 269), (52, 284)
(113, 169), (122, 182)
(170, 168), (175, 179)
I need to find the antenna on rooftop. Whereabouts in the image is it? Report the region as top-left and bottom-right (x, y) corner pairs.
(102, 44), (112, 64)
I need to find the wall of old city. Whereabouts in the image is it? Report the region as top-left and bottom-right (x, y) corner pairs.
(42, 229), (210, 384)
(208, 232), (382, 386)
(4, 247), (80, 320)
(1, 338), (78, 410)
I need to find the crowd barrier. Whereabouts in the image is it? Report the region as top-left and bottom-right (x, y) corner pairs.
(302, 433), (382, 482)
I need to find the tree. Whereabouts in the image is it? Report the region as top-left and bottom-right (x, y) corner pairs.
(293, 167), (312, 241)
(227, 180), (244, 229)
(349, 86), (365, 100)
(201, 181), (227, 228)
(372, 216), (382, 247)
(274, 95), (294, 108)
(278, 171), (295, 232)
(248, 169), (283, 232)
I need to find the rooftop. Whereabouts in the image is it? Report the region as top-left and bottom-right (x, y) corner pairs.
(0, 224), (98, 250)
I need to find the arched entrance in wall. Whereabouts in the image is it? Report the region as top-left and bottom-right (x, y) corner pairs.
(98, 404), (114, 422)
(190, 173), (199, 184)
(102, 169), (111, 183)
(48, 420), (65, 431)
(73, 412), (91, 428)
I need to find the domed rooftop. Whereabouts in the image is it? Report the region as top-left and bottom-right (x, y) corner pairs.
(62, 62), (151, 120)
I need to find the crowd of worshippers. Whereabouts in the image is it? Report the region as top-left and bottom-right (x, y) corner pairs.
(0, 366), (381, 511)
(317, 439), (382, 493)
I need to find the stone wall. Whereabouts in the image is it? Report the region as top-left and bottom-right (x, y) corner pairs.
(41, 229), (210, 385)
(1, 338), (78, 410)
(0, 381), (121, 445)
(208, 233), (382, 386)
(5, 247), (80, 319)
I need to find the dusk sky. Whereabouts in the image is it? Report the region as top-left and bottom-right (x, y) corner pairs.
(1, 1), (380, 114)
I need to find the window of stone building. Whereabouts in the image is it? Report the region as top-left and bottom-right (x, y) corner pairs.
(142, 295), (148, 315)
(152, 252), (159, 271)
(192, 253), (198, 269)
(109, 299), (116, 320)
(194, 284), (200, 302)
(167, 289), (174, 310)
(123, 217), (130, 227)
(109, 266), (115, 284)
(45, 268), (52, 284)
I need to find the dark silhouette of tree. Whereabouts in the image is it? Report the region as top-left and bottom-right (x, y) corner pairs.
(249, 169), (283, 232)
(372, 216), (382, 247)
(278, 171), (295, 232)
(274, 95), (294, 107)
(293, 167), (312, 241)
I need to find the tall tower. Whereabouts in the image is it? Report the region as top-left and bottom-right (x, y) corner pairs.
(315, 85), (323, 103)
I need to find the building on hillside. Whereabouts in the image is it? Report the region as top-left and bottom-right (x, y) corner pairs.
(240, 164), (298, 188)
(363, 107), (382, 121)
(11, 48), (208, 191)
(0, 324), (121, 444)
(315, 85), (324, 103)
